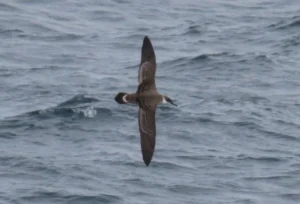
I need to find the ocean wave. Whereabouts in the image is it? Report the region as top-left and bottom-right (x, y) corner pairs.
(17, 32), (87, 42)
(232, 121), (262, 128)
(281, 34), (300, 49)
(258, 128), (300, 142)
(179, 116), (216, 124)
(57, 94), (99, 107)
(0, 28), (24, 37)
(0, 95), (112, 131)
(19, 191), (122, 204)
(0, 2), (21, 12)
(28, 65), (71, 72)
(42, 10), (74, 22)
(280, 193), (300, 201)
(87, 9), (124, 22)
(236, 154), (284, 163)
(30, 106), (101, 119)
(189, 52), (236, 63)
(150, 160), (196, 170)
(168, 184), (216, 194)
(0, 131), (17, 139)
(115, 33), (149, 41)
(17, 18), (60, 34)
(0, 155), (62, 176)
(182, 25), (202, 35)
(158, 51), (273, 76)
(268, 16), (300, 30)
(176, 154), (215, 161)
(23, 94), (106, 119)
(243, 175), (291, 181)
(159, 52), (233, 69)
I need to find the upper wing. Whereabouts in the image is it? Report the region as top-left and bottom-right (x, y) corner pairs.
(138, 107), (157, 166)
(138, 36), (156, 84)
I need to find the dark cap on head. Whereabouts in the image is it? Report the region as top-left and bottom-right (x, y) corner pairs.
(115, 92), (127, 104)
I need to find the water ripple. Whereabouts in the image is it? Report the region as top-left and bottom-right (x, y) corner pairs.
(20, 191), (122, 204)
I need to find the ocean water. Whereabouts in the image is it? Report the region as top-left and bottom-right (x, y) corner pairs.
(1, 0), (300, 203)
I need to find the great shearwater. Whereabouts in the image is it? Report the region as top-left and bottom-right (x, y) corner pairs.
(114, 36), (177, 166)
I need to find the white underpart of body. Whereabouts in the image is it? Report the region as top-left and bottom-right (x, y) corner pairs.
(162, 96), (167, 104)
(123, 94), (128, 103)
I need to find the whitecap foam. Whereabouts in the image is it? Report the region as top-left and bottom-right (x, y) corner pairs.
(75, 107), (97, 118)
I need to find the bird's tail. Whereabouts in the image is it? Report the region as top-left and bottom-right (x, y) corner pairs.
(114, 92), (127, 104)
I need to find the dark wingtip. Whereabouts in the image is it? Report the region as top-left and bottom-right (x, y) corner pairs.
(114, 92), (127, 104)
(143, 35), (152, 49)
(143, 158), (151, 166)
(144, 35), (150, 41)
(141, 35), (155, 65)
(142, 151), (153, 166)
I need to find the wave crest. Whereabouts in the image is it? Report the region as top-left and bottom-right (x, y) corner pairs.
(0, 95), (112, 131)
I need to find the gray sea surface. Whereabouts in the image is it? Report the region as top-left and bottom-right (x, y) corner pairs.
(1, 0), (300, 203)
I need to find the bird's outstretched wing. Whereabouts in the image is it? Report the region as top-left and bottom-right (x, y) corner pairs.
(138, 36), (156, 84)
(138, 107), (157, 166)
(137, 36), (158, 166)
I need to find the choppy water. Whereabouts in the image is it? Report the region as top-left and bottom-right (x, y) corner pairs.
(1, 0), (300, 203)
